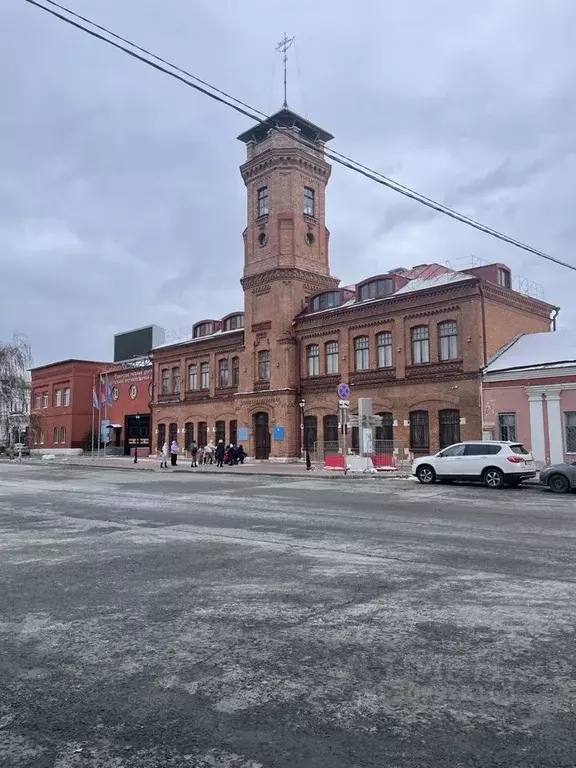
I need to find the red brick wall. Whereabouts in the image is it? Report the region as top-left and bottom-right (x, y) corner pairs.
(483, 294), (551, 360)
(31, 360), (106, 449)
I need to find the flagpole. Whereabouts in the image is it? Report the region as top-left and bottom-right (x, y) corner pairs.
(97, 373), (102, 459)
(91, 373), (95, 461)
(103, 372), (108, 459)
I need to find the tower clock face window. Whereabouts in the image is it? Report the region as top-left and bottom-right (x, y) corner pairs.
(257, 187), (269, 217)
(305, 231), (315, 246)
(258, 231), (268, 247)
(303, 187), (315, 216)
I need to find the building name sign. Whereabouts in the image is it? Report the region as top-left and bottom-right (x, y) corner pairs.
(109, 369), (152, 386)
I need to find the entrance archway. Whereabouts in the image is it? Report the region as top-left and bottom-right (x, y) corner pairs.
(253, 412), (270, 459)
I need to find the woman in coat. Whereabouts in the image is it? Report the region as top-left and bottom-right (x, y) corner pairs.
(160, 441), (169, 469)
(170, 440), (179, 467)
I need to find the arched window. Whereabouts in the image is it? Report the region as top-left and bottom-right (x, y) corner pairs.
(376, 332), (392, 368)
(358, 279), (393, 301)
(224, 314), (244, 331)
(375, 412), (394, 444)
(229, 420), (238, 445)
(323, 414), (339, 444)
(198, 422), (207, 446)
(311, 291), (341, 311)
(257, 186), (269, 217)
(438, 321), (458, 361)
(232, 356), (240, 386)
(411, 326), (430, 365)
(184, 422), (194, 448)
(354, 336), (369, 371)
(304, 415), (318, 451)
(161, 368), (169, 395)
(325, 341), (339, 374)
(188, 364), (198, 391)
(258, 350), (270, 382)
(215, 421), (226, 444)
(306, 344), (320, 376)
(168, 422), (178, 444)
(218, 359), (229, 388)
(172, 367), (180, 394)
(410, 411), (429, 450)
(439, 409), (461, 448)
(157, 423), (166, 450)
(200, 363), (210, 389)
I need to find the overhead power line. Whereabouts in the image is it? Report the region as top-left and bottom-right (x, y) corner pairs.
(25, 0), (576, 276)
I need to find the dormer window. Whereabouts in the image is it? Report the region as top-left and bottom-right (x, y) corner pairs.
(498, 268), (511, 289)
(223, 314), (244, 331)
(358, 278), (393, 301)
(257, 186), (269, 217)
(310, 291), (341, 312)
(303, 187), (315, 217)
(193, 322), (213, 339)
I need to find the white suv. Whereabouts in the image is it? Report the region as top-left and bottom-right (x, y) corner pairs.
(412, 441), (536, 489)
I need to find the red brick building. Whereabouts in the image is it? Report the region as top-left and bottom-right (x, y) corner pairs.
(150, 107), (559, 461)
(30, 359), (152, 454)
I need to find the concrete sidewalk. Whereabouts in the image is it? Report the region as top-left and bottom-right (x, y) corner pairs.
(19, 454), (410, 479)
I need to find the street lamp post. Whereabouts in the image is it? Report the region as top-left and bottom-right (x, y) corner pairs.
(134, 412), (140, 464)
(298, 397), (312, 470)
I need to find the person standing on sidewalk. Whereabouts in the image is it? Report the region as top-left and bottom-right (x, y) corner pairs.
(170, 440), (179, 467)
(160, 442), (169, 469)
(190, 440), (198, 467)
(215, 440), (225, 467)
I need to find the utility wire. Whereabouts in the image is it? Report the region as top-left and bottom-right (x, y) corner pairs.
(25, 0), (576, 275)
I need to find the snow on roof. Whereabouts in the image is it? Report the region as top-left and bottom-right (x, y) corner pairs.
(152, 327), (242, 351)
(485, 330), (576, 373)
(394, 270), (474, 296)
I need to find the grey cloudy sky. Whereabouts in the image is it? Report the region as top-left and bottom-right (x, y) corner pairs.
(1, 0), (575, 366)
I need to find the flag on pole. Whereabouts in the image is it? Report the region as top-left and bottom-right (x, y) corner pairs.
(92, 389), (100, 411)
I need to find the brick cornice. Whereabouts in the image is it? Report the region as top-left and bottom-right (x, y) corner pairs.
(295, 283), (478, 328)
(241, 268), (337, 291)
(240, 148), (331, 183)
(481, 282), (554, 315)
(404, 305), (460, 321)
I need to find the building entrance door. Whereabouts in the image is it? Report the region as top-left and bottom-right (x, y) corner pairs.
(253, 412), (270, 459)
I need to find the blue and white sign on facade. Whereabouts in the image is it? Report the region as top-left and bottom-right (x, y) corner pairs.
(337, 382), (350, 399)
(237, 427), (249, 442)
(273, 426), (285, 441)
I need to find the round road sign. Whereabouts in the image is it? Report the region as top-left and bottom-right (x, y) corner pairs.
(337, 382), (350, 399)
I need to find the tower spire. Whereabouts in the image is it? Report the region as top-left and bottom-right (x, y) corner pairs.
(276, 33), (295, 109)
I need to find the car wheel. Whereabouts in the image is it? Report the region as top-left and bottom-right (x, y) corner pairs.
(548, 473), (570, 494)
(416, 465), (436, 485)
(483, 467), (504, 489)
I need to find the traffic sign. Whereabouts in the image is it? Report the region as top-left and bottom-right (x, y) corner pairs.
(339, 399), (350, 409)
(337, 382), (350, 399)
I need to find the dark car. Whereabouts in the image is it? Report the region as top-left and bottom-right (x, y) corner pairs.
(539, 462), (576, 494)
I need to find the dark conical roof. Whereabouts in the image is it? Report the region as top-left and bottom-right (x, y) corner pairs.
(237, 108), (334, 145)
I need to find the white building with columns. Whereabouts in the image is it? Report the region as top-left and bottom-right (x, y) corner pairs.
(482, 330), (576, 467)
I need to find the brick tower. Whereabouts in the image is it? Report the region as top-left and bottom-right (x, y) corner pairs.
(235, 109), (338, 458)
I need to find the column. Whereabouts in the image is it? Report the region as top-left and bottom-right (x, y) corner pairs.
(526, 392), (546, 464)
(546, 391), (564, 464)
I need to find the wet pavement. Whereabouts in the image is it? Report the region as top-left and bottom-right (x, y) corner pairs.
(0, 463), (575, 767)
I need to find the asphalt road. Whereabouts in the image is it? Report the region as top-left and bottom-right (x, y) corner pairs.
(1, 463), (575, 767)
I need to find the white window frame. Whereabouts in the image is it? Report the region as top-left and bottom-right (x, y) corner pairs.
(63, 388), (70, 407)
(200, 363), (210, 389)
(354, 337), (370, 371)
(411, 327), (430, 365)
(307, 345), (320, 376)
(498, 412), (517, 442)
(325, 341), (339, 374)
(54, 389), (62, 407)
(376, 332), (392, 368)
(438, 321), (458, 361)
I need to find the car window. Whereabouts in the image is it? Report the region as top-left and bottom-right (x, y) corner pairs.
(438, 444), (465, 457)
(510, 444), (529, 455)
(464, 444), (502, 456)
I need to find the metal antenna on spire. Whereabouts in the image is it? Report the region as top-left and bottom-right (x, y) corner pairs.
(276, 33), (295, 108)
